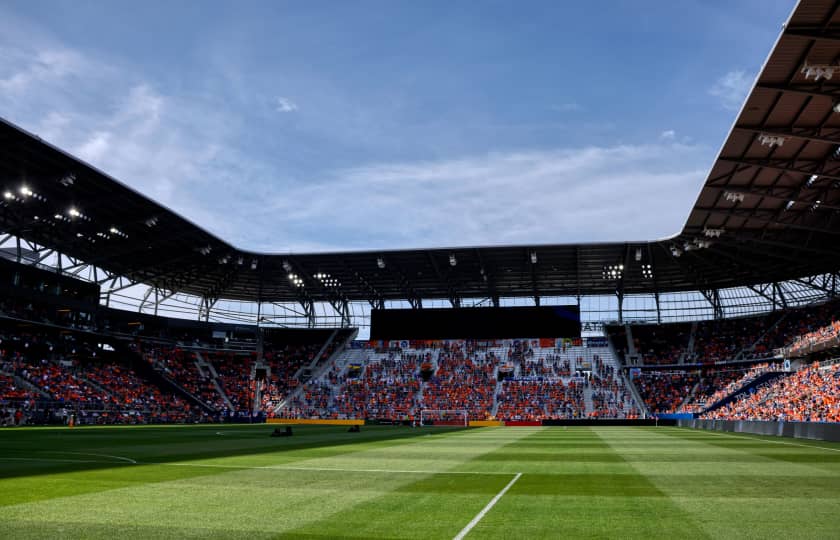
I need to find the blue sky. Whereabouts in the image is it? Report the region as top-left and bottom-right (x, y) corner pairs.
(0, 0), (796, 252)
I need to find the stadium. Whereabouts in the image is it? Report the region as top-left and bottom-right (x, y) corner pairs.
(1, 0), (840, 538)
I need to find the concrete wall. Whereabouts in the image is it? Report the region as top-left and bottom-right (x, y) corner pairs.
(678, 418), (840, 442)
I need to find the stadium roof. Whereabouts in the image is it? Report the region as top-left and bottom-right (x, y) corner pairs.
(2, 0), (840, 308)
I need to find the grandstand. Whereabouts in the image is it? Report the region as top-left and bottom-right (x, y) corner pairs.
(2, 0), (840, 538)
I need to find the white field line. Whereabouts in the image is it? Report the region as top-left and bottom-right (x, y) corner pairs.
(0, 456), (514, 475)
(689, 427), (840, 453)
(41, 451), (137, 464)
(453, 472), (522, 540)
(146, 462), (517, 475)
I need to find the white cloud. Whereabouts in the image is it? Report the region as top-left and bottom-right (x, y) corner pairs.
(0, 48), (86, 94)
(260, 142), (708, 251)
(275, 96), (298, 113)
(660, 129), (676, 140)
(708, 70), (752, 111)
(0, 26), (710, 254)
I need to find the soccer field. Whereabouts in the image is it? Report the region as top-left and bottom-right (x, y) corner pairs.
(1, 425), (839, 539)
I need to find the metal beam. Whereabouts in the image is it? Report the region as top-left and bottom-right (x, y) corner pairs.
(784, 28), (840, 44)
(755, 82), (840, 100)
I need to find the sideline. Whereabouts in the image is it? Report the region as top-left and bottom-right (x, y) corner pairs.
(452, 472), (522, 540)
(671, 426), (840, 453)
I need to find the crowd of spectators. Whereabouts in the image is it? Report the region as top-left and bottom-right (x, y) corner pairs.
(281, 341), (635, 421)
(788, 319), (840, 356)
(702, 362), (840, 422)
(635, 371), (699, 414)
(496, 381), (552, 421)
(630, 323), (691, 365)
(146, 348), (227, 411)
(211, 353), (253, 412)
(679, 363), (782, 413)
(259, 344), (323, 413)
(421, 348), (497, 420)
(2, 347), (210, 424)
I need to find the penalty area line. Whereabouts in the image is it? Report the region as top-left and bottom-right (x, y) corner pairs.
(146, 462), (516, 476)
(453, 472), (522, 540)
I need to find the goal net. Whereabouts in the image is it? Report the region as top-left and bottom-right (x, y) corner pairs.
(419, 409), (469, 427)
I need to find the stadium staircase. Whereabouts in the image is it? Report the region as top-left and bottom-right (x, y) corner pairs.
(582, 385), (595, 416)
(273, 339), (362, 414)
(77, 374), (117, 402)
(0, 368), (51, 399)
(124, 342), (217, 413)
(677, 382), (701, 412)
(194, 352), (234, 410)
(606, 333), (647, 416)
(737, 311), (789, 360)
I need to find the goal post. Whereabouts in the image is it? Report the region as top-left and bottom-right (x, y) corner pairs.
(419, 409), (469, 427)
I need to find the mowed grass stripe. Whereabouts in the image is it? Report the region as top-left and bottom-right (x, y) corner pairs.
(2, 425), (839, 538)
(597, 427), (840, 539)
(456, 427), (709, 540)
(0, 426), (533, 539)
(276, 428), (538, 539)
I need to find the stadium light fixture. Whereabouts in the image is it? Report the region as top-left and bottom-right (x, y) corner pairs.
(670, 246), (682, 257)
(19, 185), (33, 197)
(250, 259), (258, 270)
(68, 207), (80, 218)
(723, 192), (745, 203)
(757, 134), (786, 147)
(703, 227), (724, 238)
(601, 264), (623, 280)
(144, 217), (158, 228)
(377, 257), (386, 269)
(59, 173), (76, 186)
(530, 251), (538, 264)
(785, 200), (795, 211)
(834, 102), (840, 114)
(236, 256), (244, 266)
(806, 174), (818, 187)
(282, 260), (293, 272)
(3, 191), (12, 200)
(801, 61), (837, 81)
(635, 248), (642, 262)
(449, 253), (457, 267)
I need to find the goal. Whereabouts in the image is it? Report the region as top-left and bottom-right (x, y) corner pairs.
(419, 409), (469, 427)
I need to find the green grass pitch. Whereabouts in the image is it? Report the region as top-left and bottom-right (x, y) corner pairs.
(1, 424), (839, 539)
